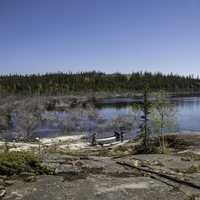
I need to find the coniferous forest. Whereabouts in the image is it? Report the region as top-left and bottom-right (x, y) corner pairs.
(0, 71), (200, 95)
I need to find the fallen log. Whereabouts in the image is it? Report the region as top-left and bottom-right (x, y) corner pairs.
(117, 161), (200, 190)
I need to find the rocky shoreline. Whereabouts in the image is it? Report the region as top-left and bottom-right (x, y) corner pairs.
(0, 133), (199, 200)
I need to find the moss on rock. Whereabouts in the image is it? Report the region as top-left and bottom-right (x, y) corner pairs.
(0, 151), (50, 175)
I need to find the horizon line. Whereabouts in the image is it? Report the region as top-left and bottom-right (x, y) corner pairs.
(0, 70), (199, 79)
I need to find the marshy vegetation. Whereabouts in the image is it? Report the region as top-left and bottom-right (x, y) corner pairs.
(0, 88), (176, 150)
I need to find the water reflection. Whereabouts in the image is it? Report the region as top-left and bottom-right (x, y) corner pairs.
(97, 96), (200, 133)
(4, 96), (200, 140)
(172, 97), (200, 131)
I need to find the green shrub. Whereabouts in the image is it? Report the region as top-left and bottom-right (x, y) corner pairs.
(186, 164), (200, 173)
(0, 151), (50, 175)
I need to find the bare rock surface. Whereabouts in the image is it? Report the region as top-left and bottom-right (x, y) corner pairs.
(2, 153), (200, 200)
(3, 175), (187, 200)
(1, 134), (200, 200)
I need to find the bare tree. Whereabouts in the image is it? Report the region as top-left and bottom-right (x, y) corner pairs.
(15, 111), (41, 139)
(0, 98), (15, 132)
(14, 97), (44, 139)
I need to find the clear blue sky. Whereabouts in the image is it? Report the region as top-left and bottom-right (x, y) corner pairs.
(0, 0), (200, 75)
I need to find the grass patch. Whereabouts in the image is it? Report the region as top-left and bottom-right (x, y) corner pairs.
(189, 194), (200, 200)
(133, 141), (172, 154)
(179, 152), (200, 161)
(0, 151), (50, 176)
(186, 164), (200, 173)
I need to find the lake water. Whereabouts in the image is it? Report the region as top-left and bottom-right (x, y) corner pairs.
(172, 96), (200, 132)
(96, 96), (200, 133)
(3, 96), (200, 140)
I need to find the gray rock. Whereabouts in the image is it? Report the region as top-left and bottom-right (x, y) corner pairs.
(0, 176), (7, 180)
(4, 180), (16, 186)
(0, 185), (5, 190)
(24, 176), (37, 182)
(5, 191), (23, 199)
(54, 164), (73, 174)
(0, 179), (4, 185)
(0, 189), (6, 197)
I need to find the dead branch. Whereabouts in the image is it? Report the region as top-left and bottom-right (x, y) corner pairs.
(117, 161), (200, 190)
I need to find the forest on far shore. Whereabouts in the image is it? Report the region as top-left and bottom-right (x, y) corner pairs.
(0, 71), (200, 95)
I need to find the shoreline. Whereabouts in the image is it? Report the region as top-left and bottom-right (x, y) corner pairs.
(0, 132), (199, 199)
(0, 132), (199, 153)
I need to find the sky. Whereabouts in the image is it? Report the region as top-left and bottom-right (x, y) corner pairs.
(0, 0), (200, 75)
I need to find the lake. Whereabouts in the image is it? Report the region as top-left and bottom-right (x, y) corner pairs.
(4, 96), (200, 140)
(172, 96), (200, 132)
(96, 96), (200, 133)
(42, 96), (200, 138)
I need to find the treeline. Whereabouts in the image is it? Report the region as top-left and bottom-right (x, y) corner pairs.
(0, 71), (200, 95)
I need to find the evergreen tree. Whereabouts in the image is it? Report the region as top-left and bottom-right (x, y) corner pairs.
(140, 85), (152, 152)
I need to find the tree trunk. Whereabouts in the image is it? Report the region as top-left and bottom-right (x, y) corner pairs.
(161, 113), (165, 153)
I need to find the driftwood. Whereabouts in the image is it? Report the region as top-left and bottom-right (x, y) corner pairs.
(117, 160), (200, 190)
